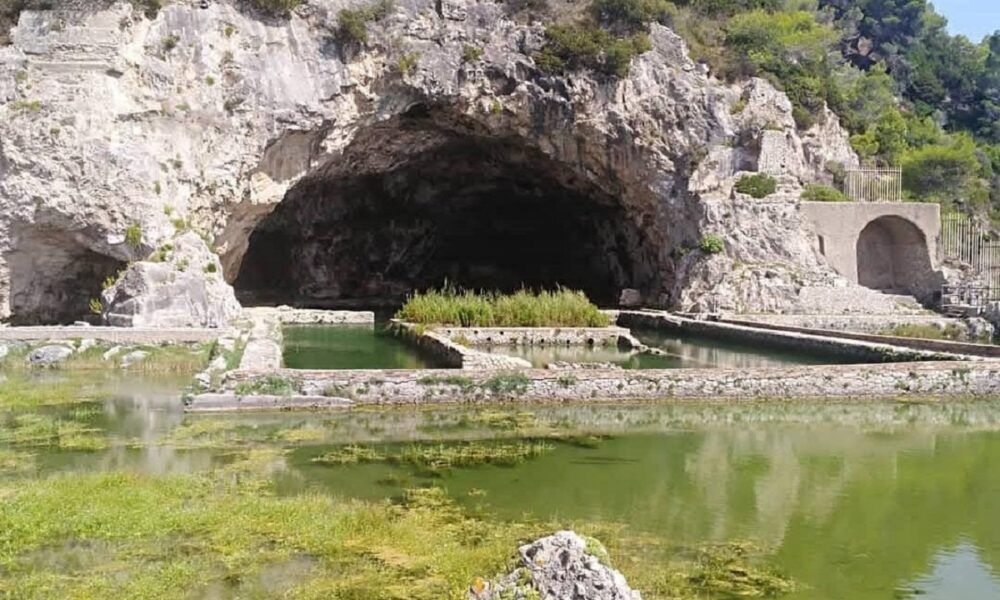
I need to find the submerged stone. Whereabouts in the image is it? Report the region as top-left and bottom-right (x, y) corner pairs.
(27, 345), (73, 367)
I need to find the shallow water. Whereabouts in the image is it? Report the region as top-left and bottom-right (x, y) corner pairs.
(3, 373), (1000, 599)
(483, 327), (857, 368)
(284, 324), (856, 370)
(282, 324), (443, 369)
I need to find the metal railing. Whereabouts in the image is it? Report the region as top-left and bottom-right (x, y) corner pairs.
(940, 285), (1000, 315)
(844, 168), (903, 202)
(942, 214), (1000, 289)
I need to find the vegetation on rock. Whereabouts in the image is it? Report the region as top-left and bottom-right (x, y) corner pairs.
(335, 0), (394, 46)
(697, 234), (725, 254)
(396, 286), (611, 327)
(734, 173), (777, 199)
(801, 184), (848, 202)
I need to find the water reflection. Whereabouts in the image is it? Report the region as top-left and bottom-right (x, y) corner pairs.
(482, 328), (857, 369)
(3, 373), (1000, 599)
(282, 325), (442, 369)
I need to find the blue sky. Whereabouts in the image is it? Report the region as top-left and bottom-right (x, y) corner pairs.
(931, 0), (1000, 41)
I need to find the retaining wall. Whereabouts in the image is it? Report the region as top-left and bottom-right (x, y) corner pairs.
(618, 311), (977, 363)
(0, 326), (220, 343)
(191, 360), (1000, 411)
(432, 326), (633, 347)
(720, 317), (1000, 358)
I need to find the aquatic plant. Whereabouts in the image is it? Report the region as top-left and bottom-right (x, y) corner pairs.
(0, 375), (99, 409)
(482, 372), (530, 397)
(313, 439), (554, 473)
(396, 286), (610, 327)
(233, 375), (296, 396)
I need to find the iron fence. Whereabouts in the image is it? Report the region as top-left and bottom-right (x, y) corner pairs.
(844, 168), (903, 203)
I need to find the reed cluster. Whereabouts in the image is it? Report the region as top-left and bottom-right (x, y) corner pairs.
(396, 286), (610, 327)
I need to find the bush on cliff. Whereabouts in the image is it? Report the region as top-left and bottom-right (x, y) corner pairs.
(734, 173), (777, 199)
(396, 286), (611, 327)
(246, 0), (301, 16)
(801, 184), (848, 202)
(335, 0), (394, 45)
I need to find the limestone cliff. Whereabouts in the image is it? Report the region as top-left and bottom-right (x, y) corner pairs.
(0, 0), (873, 325)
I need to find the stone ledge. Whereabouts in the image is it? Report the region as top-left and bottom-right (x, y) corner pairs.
(187, 393), (353, 412)
(0, 326), (221, 343)
(197, 361), (1000, 411)
(432, 326), (634, 347)
(618, 310), (986, 363)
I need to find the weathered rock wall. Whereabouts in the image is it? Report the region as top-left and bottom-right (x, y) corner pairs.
(0, 0), (867, 324)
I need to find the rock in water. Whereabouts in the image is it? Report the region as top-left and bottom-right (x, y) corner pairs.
(27, 345), (73, 367)
(101, 233), (241, 328)
(471, 531), (641, 600)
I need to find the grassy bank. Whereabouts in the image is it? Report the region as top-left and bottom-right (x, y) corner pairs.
(0, 464), (791, 599)
(395, 287), (611, 327)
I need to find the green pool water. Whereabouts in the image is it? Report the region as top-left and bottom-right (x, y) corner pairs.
(3, 373), (1000, 599)
(284, 324), (855, 370)
(481, 327), (856, 369)
(282, 324), (443, 369)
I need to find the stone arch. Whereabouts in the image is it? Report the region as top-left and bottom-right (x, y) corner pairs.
(3, 227), (127, 325)
(230, 105), (665, 307)
(855, 216), (936, 297)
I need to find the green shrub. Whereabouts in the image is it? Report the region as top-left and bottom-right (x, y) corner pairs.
(162, 34), (179, 53)
(124, 223), (143, 248)
(534, 24), (650, 77)
(801, 184), (848, 202)
(246, 0), (301, 16)
(734, 173), (777, 199)
(335, 0), (394, 46)
(396, 286), (610, 327)
(698, 234), (725, 254)
(589, 0), (672, 32)
(130, 0), (161, 18)
(462, 44), (484, 63)
(396, 52), (419, 75)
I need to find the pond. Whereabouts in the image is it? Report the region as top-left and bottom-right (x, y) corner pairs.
(284, 324), (856, 370)
(282, 324), (443, 369)
(482, 327), (857, 369)
(2, 372), (999, 599)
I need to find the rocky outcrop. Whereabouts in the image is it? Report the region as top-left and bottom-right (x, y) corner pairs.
(471, 531), (641, 600)
(101, 232), (240, 328)
(0, 0), (868, 323)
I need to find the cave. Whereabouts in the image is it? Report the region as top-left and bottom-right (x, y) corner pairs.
(856, 216), (935, 297)
(4, 227), (126, 325)
(234, 108), (658, 308)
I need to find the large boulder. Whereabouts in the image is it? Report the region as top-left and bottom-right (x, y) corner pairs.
(101, 232), (241, 328)
(471, 531), (641, 600)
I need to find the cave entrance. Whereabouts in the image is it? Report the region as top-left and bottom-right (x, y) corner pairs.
(4, 228), (126, 325)
(234, 109), (655, 308)
(856, 216), (934, 296)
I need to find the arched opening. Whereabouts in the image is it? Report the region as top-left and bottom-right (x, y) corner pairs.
(4, 227), (126, 325)
(233, 108), (658, 308)
(856, 216), (935, 297)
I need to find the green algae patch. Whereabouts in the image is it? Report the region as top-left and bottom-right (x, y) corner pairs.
(0, 448), (35, 473)
(0, 472), (545, 600)
(313, 440), (555, 474)
(0, 375), (99, 409)
(0, 413), (107, 451)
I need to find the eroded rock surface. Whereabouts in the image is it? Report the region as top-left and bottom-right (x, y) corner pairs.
(101, 232), (240, 328)
(0, 0), (872, 322)
(471, 531), (641, 600)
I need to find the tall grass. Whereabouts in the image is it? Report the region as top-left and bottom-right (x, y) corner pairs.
(395, 286), (611, 327)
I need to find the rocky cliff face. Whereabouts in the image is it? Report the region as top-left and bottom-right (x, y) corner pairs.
(0, 0), (866, 325)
